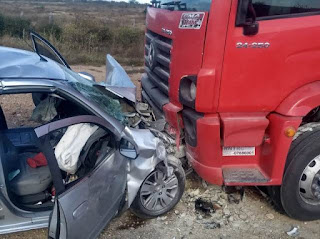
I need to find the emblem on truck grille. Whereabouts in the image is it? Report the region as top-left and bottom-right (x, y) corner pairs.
(162, 28), (173, 36)
(148, 41), (156, 69)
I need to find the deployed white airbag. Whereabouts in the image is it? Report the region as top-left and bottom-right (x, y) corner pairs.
(55, 123), (98, 174)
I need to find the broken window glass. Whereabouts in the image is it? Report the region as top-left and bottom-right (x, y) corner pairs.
(61, 66), (126, 124)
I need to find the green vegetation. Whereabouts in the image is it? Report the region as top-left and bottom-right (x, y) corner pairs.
(0, 14), (31, 38)
(0, 2), (146, 66)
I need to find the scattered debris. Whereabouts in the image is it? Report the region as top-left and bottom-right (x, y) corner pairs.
(195, 198), (215, 215)
(203, 221), (221, 230)
(286, 226), (300, 237)
(227, 194), (241, 204)
(157, 216), (168, 221)
(266, 213), (275, 220)
(201, 179), (208, 189)
(239, 213), (248, 220)
(225, 186), (245, 204)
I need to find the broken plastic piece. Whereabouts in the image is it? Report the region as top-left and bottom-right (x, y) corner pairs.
(287, 226), (300, 237)
(104, 54), (136, 103)
(203, 221), (221, 229)
(195, 198), (215, 214)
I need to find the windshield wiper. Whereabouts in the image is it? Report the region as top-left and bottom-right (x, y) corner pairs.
(161, 1), (187, 10)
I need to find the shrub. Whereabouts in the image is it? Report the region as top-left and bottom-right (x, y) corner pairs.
(116, 27), (144, 48)
(38, 23), (62, 40)
(0, 13), (145, 66)
(0, 14), (4, 37)
(3, 15), (31, 38)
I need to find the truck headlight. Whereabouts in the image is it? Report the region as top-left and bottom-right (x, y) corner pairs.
(179, 75), (197, 109)
(190, 82), (197, 101)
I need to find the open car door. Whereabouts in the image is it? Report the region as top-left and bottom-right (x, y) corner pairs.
(35, 116), (127, 239)
(30, 31), (71, 69)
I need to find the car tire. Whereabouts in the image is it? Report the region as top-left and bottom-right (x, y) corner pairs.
(131, 155), (185, 219)
(280, 128), (320, 221)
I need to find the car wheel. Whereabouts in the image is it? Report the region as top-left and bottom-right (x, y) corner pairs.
(280, 128), (320, 221)
(131, 156), (185, 219)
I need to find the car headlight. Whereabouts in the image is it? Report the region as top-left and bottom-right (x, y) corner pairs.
(156, 140), (167, 160)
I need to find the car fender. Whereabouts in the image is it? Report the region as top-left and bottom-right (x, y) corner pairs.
(276, 81), (320, 117)
(122, 127), (167, 209)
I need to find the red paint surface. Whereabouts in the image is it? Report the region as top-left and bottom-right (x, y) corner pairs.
(219, 1), (320, 113)
(276, 82), (320, 116)
(221, 113), (269, 147)
(146, 7), (209, 106)
(145, 0), (320, 185)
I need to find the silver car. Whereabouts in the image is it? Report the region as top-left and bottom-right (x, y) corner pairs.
(0, 32), (185, 238)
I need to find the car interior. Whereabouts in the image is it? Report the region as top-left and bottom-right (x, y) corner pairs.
(0, 93), (115, 211)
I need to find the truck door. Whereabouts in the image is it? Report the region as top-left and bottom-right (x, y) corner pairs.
(219, 0), (320, 113)
(34, 116), (127, 239)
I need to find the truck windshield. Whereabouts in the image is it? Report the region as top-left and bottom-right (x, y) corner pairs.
(153, 0), (212, 12)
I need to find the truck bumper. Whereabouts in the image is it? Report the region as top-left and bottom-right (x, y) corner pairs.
(176, 107), (302, 186)
(181, 110), (224, 185)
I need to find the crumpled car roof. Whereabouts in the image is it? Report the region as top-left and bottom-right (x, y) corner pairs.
(0, 46), (66, 80)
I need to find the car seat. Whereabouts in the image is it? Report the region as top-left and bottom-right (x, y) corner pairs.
(0, 132), (52, 197)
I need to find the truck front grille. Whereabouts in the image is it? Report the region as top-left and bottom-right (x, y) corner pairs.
(142, 30), (172, 119)
(144, 30), (172, 95)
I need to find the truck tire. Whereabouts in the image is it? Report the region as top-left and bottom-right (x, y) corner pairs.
(131, 156), (185, 219)
(267, 186), (285, 213)
(280, 128), (320, 221)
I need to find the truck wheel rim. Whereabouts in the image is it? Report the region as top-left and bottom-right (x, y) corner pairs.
(140, 168), (178, 211)
(299, 155), (320, 205)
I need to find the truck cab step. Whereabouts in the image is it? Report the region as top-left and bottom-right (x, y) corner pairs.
(223, 168), (269, 184)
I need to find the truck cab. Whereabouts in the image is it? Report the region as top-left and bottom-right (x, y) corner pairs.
(142, 0), (320, 221)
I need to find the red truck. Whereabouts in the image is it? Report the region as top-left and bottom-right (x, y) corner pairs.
(141, 0), (320, 221)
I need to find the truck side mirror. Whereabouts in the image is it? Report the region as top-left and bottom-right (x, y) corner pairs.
(236, 0), (259, 36)
(243, 21), (259, 36)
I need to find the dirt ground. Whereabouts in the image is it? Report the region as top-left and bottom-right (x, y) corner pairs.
(1, 65), (320, 239)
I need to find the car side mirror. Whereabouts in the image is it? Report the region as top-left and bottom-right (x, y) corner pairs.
(78, 72), (96, 82)
(119, 138), (138, 159)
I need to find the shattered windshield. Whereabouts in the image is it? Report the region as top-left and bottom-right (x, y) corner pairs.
(61, 66), (126, 124)
(153, 0), (212, 12)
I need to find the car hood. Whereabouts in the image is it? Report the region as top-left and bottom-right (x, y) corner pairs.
(0, 46), (66, 80)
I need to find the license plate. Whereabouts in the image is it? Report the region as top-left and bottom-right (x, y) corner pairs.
(222, 147), (256, 156)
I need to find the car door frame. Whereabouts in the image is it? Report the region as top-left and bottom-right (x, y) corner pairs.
(34, 115), (127, 239)
(30, 31), (71, 69)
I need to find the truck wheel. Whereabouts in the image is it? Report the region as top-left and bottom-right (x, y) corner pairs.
(281, 128), (320, 221)
(267, 186), (285, 213)
(131, 156), (185, 219)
